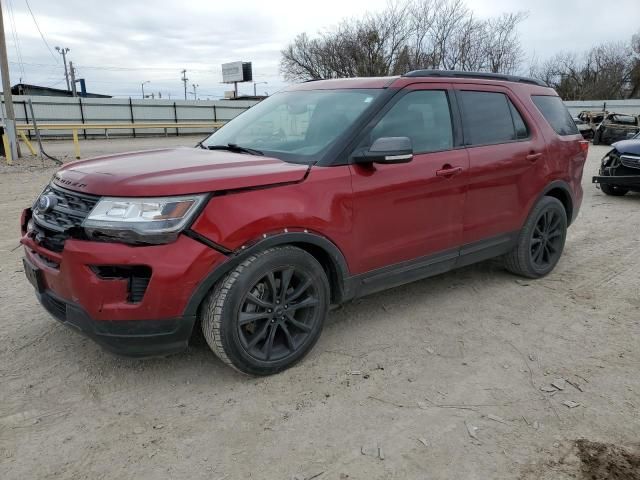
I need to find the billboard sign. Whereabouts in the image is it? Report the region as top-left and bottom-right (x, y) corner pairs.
(222, 61), (253, 83)
(223, 62), (244, 83)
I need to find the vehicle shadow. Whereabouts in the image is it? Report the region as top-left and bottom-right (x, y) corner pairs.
(49, 257), (518, 383)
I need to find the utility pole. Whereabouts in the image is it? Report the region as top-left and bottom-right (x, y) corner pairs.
(69, 61), (77, 97)
(192, 83), (198, 100)
(181, 69), (188, 100)
(55, 46), (71, 91)
(0, 0), (19, 159)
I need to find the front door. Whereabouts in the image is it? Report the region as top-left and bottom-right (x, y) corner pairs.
(349, 84), (469, 274)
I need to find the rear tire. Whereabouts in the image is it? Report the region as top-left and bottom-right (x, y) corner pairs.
(201, 246), (329, 375)
(504, 196), (567, 279)
(600, 183), (628, 196)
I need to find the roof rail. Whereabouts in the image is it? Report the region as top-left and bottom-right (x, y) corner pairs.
(403, 69), (548, 87)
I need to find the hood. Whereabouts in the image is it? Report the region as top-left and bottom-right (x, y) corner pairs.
(612, 138), (640, 156)
(53, 147), (309, 197)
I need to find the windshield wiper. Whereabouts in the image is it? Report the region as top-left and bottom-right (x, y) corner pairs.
(205, 143), (264, 156)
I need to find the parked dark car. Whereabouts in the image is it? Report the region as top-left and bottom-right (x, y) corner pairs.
(21, 70), (588, 375)
(593, 113), (640, 145)
(577, 110), (606, 139)
(573, 117), (594, 140)
(593, 132), (640, 196)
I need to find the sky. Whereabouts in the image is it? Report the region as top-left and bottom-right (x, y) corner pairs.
(3, 0), (639, 99)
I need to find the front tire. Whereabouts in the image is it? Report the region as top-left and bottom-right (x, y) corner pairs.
(504, 196), (567, 279)
(201, 246), (329, 375)
(600, 183), (628, 196)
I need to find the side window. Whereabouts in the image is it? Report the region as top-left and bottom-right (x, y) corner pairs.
(508, 100), (529, 140)
(368, 90), (453, 154)
(459, 91), (519, 145)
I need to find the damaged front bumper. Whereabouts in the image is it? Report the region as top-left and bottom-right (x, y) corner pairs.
(592, 175), (640, 186)
(592, 149), (640, 190)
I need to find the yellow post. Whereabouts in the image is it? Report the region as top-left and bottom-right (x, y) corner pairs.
(2, 133), (12, 165)
(72, 129), (81, 159)
(18, 131), (37, 156)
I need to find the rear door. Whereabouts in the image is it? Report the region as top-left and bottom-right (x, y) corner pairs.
(454, 85), (546, 246)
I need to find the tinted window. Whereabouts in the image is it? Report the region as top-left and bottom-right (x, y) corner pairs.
(369, 90), (453, 153)
(459, 91), (519, 145)
(531, 95), (579, 136)
(509, 100), (529, 139)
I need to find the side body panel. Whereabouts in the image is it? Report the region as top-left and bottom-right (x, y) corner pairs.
(511, 84), (586, 222)
(191, 165), (357, 268)
(347, 82), (469, 273)
(453, 83), (548, 245)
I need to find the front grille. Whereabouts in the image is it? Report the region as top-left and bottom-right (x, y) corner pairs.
(620, 154), (640, 170)
(31, 184), (100, 252)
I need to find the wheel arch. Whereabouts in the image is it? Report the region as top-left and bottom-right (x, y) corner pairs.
(539, 180), (574, 226)
(183, 232), (351, 320)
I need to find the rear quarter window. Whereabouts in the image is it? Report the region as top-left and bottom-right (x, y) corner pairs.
(531, 95), (579, 136)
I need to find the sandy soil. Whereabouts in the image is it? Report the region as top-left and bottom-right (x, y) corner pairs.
(1, 139), (639, 479)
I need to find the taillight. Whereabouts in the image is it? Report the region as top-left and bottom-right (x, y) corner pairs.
(579, 140), (589, 153)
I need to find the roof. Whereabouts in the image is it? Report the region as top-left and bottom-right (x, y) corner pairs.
(287, 77), (398, 90)
(10, 83), (112, 98)
(403, 69), (548, 87)
(287, 70), (549, 91)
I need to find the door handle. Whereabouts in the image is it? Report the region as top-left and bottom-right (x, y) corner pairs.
(436, 165), (463, 177)
(526, 152), (542, 162)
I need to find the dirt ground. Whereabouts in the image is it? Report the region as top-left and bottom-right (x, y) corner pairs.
(1, 138), (639, 480)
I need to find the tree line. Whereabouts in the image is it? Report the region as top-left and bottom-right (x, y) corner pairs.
(529, 35), (640, 100)
(280, 0), (640, 100)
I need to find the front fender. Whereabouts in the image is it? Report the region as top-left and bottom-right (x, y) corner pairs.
(182, 231), (352, 317)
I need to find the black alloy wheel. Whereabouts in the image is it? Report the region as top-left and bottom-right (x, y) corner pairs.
(237, 267), (320, 362)
(503, 196), (567, 278)
(201, 246), (329, 375)
(530, 209), (564, 269)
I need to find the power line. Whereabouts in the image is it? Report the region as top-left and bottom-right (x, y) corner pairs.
(6, 60), (285, 80)
(6, 0), (24, 80)
(24, 0), (58, 63)
(44, 78), (65, 88)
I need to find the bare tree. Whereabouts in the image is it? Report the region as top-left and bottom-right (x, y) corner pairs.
(484, 13), (528, 73)
(628, 32), (640, 98)
(280, 0), (527, 81)
(530, 35), (640, 100)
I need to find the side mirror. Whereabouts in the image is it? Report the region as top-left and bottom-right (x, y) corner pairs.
(354, 136), (413, 164)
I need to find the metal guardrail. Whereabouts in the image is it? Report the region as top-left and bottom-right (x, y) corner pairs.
(15, 121), (225, 160)
(16, 121), (224, 130)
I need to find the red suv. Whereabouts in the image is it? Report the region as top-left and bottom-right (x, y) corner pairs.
(21, 71), (587, 375)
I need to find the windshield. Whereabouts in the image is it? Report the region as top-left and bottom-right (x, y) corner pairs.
(202, 89), (382, 163)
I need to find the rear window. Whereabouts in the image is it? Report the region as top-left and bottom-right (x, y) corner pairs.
(531, 95), (579, 136)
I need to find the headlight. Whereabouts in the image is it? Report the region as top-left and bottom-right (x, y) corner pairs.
(83, 194), (207, 244)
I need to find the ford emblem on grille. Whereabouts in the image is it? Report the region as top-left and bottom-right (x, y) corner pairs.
(37, 195), (58, 213)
